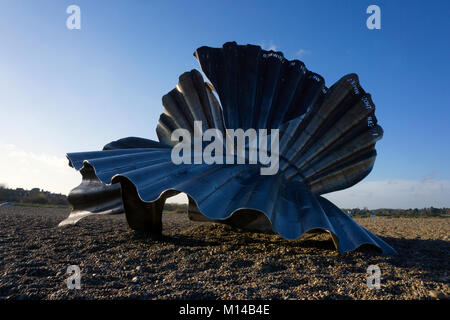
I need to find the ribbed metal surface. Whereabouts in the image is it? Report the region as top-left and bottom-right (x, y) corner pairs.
(59, 42), (396, 254)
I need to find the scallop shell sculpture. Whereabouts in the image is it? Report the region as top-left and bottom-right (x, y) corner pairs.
(60, 42), (396, 254)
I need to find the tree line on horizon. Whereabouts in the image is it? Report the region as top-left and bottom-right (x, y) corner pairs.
(0, 185), (448, 216)
(0, 185), (68, 207)
(344, 207), (449, 217)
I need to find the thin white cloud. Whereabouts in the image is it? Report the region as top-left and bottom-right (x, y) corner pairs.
(166, 192), (188, 204)
(260, 40), (277, 51)
(296, 48), (310, 58)
(1, 141), (448, 209)
(323, 179), (450, 209)
(0, 141), (79, 195)
(168, 179), (450, 209)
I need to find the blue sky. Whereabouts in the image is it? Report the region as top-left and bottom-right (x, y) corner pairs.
(0, 0), (449, 208)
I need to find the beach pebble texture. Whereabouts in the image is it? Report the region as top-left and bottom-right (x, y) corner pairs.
(0, 206), (448, 300)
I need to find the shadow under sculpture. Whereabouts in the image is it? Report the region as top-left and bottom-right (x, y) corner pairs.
(59, 42), (397, 255)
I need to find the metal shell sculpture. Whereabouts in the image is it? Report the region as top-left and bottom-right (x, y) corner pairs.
(60, 42), (396, 254)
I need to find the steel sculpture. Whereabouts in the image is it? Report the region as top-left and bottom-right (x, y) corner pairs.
(59, 42), (396, 254)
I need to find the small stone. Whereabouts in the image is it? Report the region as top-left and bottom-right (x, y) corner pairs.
(429, 290), (446, 299)
(132, 276), (138, 282)
(70, 251), (80, 258)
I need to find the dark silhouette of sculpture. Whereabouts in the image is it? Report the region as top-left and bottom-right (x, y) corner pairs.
(59, 42), (396, 254)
